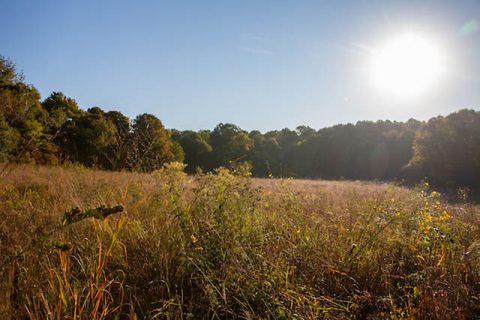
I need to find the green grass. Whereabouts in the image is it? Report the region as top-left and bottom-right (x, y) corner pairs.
(1, 164), (480, 319)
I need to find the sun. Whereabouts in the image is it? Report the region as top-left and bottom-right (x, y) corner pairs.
(370, 34), (445, 97)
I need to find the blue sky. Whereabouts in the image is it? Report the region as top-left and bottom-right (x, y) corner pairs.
(1, 0), (479, 131)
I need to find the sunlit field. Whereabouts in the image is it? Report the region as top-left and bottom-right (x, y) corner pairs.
(1, 164), (479, 319)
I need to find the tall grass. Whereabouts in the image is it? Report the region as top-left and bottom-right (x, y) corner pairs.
(1, 164), (479, 319)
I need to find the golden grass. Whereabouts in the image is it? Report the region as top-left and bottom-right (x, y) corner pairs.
(1, 164), (479, 319)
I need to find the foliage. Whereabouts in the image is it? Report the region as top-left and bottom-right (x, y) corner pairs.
(42, 91), (81, 135)
(128, 113), (175, 171)
(0, 113), (19, 162)
(209, 123), (252, 170)
(408, 109), (480, 187)
(172, 130), (212, 173)
(0, 56), (178, 173)
(0, 55), (52, 164)
(57, 107), (117, 168)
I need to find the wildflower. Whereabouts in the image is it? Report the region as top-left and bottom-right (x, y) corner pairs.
(438, 210), (451, 221)
(190, 234), (198, 243)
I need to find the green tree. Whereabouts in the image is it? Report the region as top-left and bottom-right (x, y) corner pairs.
(0, 56), (53, 163)
(42, 92), (81, 135)
(129, 113), (175, 171)
(57, 107), (116, 168)
(248, 130), (281, 176)
(172, 130), (212, 173)
(408, 109), (480, 187)
(103, 110), (132, 170)
(209, 123), (252, 169)
(0, 113), (19, 162)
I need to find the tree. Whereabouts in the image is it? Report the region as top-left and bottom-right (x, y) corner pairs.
(57, 107), (117, 168)
(296, 125), (316, 142)
(0, 56), (53, 163)
(209, 123), (252, 169)
(129, 113), (175, 171)
(42, 92), (81, 135)
(103, 110), (132, 170)
(0, 113), (19, 162)
(408, 109), (480, 187)
(172, 130), (212, 173)
(0, 55), (23, 86)
(248, 131), (281, 176)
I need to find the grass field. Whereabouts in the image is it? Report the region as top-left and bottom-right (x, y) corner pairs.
(1, 164), (480, 319)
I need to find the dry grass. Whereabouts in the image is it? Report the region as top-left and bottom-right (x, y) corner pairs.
(1, 164), (480, 319)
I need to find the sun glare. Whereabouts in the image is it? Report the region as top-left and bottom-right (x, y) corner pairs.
(371, 34), (445, 97)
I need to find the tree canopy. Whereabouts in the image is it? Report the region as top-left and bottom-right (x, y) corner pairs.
(407, 109), (480, 187)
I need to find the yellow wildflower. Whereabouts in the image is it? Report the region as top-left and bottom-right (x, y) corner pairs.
(191, 234), (198, 243)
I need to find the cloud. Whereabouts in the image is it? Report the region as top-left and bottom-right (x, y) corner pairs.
(238, 32), (273, 56)
(341, 41), (376, 54)
(240, 33), (268, 43)
(238, 46), (273, 56)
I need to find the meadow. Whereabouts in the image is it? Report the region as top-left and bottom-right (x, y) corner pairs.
(1, 164), (480, 319)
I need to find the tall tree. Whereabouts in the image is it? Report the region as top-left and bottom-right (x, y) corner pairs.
(129, 113), (175, 171)
(0, 56), (53, 163)
(248, 130), (281, 176)
(408, 109), (480, 187)
(209, 123), (252, 169)
(57, 107), (116, 168)
(172, 130), (212, 173)
(103, 110), (132, 170)
(42, 92), (81, 135)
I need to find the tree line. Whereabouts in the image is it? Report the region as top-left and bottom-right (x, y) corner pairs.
(1, 56), (479, 187)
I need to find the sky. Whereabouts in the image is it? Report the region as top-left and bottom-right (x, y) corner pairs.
(1, 0), (479, 131)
